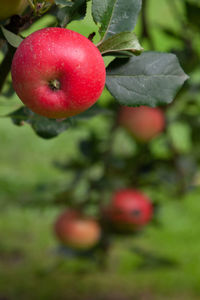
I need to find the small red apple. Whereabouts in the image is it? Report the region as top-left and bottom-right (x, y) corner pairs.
(118, 106), (165, 142)
(104, 189), (153, 231)
(11, 27), (106, 119)
(54, 210), (101, 250)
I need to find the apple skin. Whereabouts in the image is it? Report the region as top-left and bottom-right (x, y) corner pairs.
(11, 27), (106, 119)
(118, 106), (165, 142)
(0, 0), (27, 20)
(104, 189), (153, 232)
(54, 210), (101, 250)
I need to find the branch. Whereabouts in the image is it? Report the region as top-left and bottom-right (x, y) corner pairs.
(0, 44), (16, 93)
(0, 14), (32, 94)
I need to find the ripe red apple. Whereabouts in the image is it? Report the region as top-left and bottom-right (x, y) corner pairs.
(104, 189), (153, 231)
(54, 210), (101, 250)
(11, 27), (106, 119)
(118, 106), (165, 142)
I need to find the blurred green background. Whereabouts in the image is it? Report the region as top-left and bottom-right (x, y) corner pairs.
(1, 0), (200, 299)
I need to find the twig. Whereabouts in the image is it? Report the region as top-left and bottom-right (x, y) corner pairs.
(0, 44), (16, 93)
(0, 14), (33, 93)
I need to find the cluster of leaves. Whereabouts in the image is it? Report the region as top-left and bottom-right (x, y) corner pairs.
(0, 0), (188, 138)
(50, 0), (200, 211)
(156, 0), (200, 193)
(0, 0), (196, 265)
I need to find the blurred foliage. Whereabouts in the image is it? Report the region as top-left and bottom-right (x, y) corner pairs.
(0, 0), (200, 298)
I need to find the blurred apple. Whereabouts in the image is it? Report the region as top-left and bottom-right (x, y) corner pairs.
(118, 106), (165, 142)
(54, 210), (101, 250)
(103, 189), (153, 232)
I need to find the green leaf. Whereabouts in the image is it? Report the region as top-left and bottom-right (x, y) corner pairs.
(98, 32), (143, 57)
(8, 104), (110, 139)
(168, 121), (192, 154)
(150, 136), (171, 159)
(106, 51), (189, 107)
(0, 25), (23, 48)
(56, 0), (87, 27)
(9, 107), (72, 139)
(92, 0), (142, 41)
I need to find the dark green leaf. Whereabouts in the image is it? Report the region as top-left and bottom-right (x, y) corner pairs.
(56, 0), (87, 27)
(9, 106), (32, 126)
(9, 107), (72, 139)
(92, 0), (142, 41)
(30, 115), (72, 139)
(8, 104), (110, 139)
(106, 51), (189, 107)
(0, 25), (23, 48)
(98, 32), (143, 57)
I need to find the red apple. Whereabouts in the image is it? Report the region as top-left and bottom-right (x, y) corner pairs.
(118, 106), (165, 142)
(104, 189), (153, 231)
(54, 210), (101, 250)
(11, 27), (106, 119)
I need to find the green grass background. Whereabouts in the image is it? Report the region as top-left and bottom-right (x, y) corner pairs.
(0, 0), (200, 299)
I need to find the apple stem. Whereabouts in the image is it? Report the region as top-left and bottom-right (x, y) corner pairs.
(49, 79), (61, 91)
